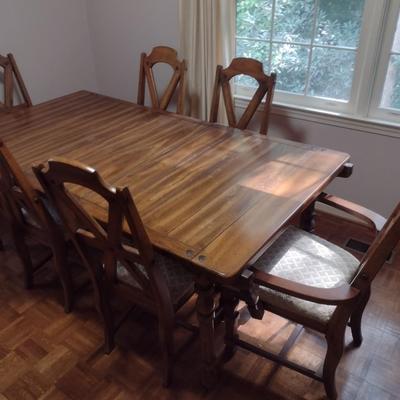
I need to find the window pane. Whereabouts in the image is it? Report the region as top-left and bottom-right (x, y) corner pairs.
(381, 55), (400, 110)
(236, 39), (269, 62)
(236, 39), (269, 87)
(392, 13), (400, 53)
(236, 0), (272, 40)
(235, 0), (365, 106)
(273, 0), (315, 44)
(308, 48), (356, 100)
(271, 44), (309, 93)
(315, 0), (365, 47)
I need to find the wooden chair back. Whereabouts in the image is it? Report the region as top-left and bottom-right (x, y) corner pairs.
(137, 46), (186, 114)
(0, 53), (32, 108)
(353, 202), (400, 291)
(209, 57), (276, 135)
(0, 140), (46, 228)
(33, 158), (176, 309)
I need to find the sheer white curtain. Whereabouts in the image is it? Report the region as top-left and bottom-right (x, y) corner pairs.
(179, 0), (235, 120)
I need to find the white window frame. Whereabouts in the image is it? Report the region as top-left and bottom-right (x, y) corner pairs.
(234, 0), (400, 128)
(369, 0), (400, 123)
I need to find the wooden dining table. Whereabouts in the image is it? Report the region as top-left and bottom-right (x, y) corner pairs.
(0, 91), (350, 386)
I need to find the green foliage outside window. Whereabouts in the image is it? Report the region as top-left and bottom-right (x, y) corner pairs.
(383, 55), (400, 110)
(236, 0), (365, 101)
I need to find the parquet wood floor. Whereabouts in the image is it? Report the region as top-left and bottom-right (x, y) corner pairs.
(0, 212), (399, 400)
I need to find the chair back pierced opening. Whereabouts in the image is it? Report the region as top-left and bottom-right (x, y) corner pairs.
(137, 46), (186, 114)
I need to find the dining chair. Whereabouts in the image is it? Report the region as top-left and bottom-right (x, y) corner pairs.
(0, 53), (32, 109)
(33, 158), (196, 386)
(0, 140), (73, 312)
(221, 194), (400, 399)
(137, 46), (187, 114)
(209, 57), (276, 135)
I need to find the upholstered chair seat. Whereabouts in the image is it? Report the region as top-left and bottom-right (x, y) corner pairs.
(253, 226), (360, 325)
(223, 198), (399, 400)
(21, 193), (62, 228)
(117, 252), (194, 306)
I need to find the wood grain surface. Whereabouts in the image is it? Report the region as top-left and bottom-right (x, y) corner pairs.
(0, 91), (349, 280)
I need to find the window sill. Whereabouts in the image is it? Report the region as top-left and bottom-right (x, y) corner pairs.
(234, 96), (400, 139)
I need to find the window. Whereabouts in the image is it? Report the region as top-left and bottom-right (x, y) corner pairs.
(235, 0), (400, 125)
(381, 21), (400, 111)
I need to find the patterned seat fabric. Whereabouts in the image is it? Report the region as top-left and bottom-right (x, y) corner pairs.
(253, 226), (360, 325)
(21, 193), (62, 228)
(116, 252), (195, 306)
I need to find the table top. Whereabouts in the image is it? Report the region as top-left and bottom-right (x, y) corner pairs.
(0, 91), (349, 280)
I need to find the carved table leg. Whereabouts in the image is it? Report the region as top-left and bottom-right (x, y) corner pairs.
(300, 201), (316, 233)
(220, 289), (239, 362)
(195, 274), (218, 389)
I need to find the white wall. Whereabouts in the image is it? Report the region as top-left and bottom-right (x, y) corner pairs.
(86, 0), (179, 102)
(268, 115), (400, 217)
(0, 0), (97, 104)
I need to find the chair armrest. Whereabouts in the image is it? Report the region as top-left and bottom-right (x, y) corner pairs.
(252, 268), (360, 306)
(317, 193), (386, 233)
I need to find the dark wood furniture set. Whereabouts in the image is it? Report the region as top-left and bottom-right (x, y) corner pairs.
(0, 49), (397, 400)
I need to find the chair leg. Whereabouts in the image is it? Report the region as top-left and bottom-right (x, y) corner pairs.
(13, 234), (34, 289)
(98, 289), (115, 355)
(84, 258), (115, 355)
(51, 240), (74, 314)
(221, 289), (239, 362)
(102, 303), (115, 354)
(104, 325), (115, 354)
(93, 279), (114, 354)
(322, 315), (349, 400)
(349, 288), (371, 347)
(158, 314), (175, 387)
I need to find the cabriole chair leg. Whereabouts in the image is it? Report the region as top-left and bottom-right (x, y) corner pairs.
(349, 288), (371, 347)
(323, 313), (350, 400)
